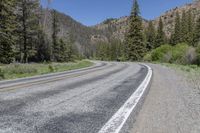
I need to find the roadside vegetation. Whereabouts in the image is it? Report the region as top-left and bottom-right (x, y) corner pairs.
(0, 0), (93, 81)
(161, 63), (200, 92)
(163, 63), (200, 74)
(0, 60), (93, 80)
(1, 0), (200, 74)
(144, 43), (199, 65)
(0, 0), (82, 64)
(93, 0), (200, 66)
(143, 1), (200, 67)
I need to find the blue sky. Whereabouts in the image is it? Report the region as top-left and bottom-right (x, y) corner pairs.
(40, 0), (192, 26)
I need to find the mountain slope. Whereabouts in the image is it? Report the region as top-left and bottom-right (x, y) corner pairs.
(41, 9), (107, 55)
(95, 1), (200, 39)
(41, 1), (200, 54)
(154, 1), (200, 37)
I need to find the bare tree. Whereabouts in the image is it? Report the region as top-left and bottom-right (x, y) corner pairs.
(43, 0), (52, 30)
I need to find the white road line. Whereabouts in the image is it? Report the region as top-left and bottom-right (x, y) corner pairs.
(98, 64), (153, 133)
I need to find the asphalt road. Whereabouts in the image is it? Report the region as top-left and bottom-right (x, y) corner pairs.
(0, 61), (149, 133)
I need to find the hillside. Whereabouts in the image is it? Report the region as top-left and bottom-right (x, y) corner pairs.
(40, 9), (106, 55)
(40, 9), (116, 56)
(94, 17), (149, 41)
(154, 1), (200, 37)
(40, 1), (200, 55)
(95, 1), (200, 40)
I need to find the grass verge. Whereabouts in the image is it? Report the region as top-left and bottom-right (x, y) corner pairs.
(160, 63), (200, 92)
(0, 60), (94, 80)
(161, 63), (200, 75)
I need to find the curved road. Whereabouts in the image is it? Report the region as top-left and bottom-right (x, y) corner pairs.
(0, 62), (150, 133)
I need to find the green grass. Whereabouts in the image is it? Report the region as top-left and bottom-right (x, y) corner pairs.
(159, 63), (200, 82)
(160, 63), (200, 91)
(0, 60), (93, 80)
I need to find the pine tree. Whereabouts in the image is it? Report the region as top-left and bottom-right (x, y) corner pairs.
(110, 40), (117, 60)
(58, 39), (67, 62)
(180, 10), (188, 43)
(186, 10), (194, 46)
(0, 0), (16, 64)
(16, 0), (40, 63)
(170, 12), (181, 45)
(51, 9), (60, 62)
(36, 29), (51, 62)
(146, 21), (156, 50)
(63, 34), (75, 62)
(68, 34), (76, 61)
(36, 6), (51, 62)
(155, 17), (165, 48)
(194, 17), (200, 46)
(125, 0), (145, 61)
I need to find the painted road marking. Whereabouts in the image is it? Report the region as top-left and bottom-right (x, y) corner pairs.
(0, 63), (117, 92)
(98, 64), (153, 133)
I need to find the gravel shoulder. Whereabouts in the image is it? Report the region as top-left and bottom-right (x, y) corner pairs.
(131, 64), (200, 133)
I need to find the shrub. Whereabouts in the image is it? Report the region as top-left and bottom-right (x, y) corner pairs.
(151, 44), (172, 62)
(196, 44), (200, 65)
(0, 68), (5, 80)
(144, 43), (197, 65)
(183, 47), (197, 65)
(117, 56), (127, 62)
(170, 43), (190, 64)
(48, 65), (55, 72)
(143, 53), (152, 62)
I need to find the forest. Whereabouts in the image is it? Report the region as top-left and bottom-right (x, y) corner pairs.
(0, 0), (79, 64)
(1, 0), (200, 66)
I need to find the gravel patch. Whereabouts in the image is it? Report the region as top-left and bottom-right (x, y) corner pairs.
(131, 64), (200, 133)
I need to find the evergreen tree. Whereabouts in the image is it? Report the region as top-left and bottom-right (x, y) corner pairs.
(36, 7), (51, 62)
(125, 0), (145, 61)
(180, 10), (188, 43)
(58, 39), (67, 62)
(146, 21), (156, 50)
(155, 17), (165, 48)
(36, 29), (51, 62)
(115, 40), (123, 60)
(170, 12), (181, 45)
(51, 9), (60, 62)
(194, 17), (200, 46)
(0, 0), (16, 63)
(68, 34), (77, 61)
(63, 34), (75, 62)
(186, 10), (195, 45)
(16, 0), (40, 63)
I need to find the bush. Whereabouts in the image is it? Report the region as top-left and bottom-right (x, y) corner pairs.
(0, 68), (5, 80)
(183, 47), (197, 65)
(144, 43), (197, 65)
(151, 44), (172, 62)
(48, 65), (55, 72)
(143, 53), (152, 62)
(196, 44), (200, 65)
(169, 43), (187, 64)
(117, 56), (127, 62)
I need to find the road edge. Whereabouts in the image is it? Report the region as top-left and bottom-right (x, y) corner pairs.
(98, 64), (153, 133)
(0, 61), (102, 85)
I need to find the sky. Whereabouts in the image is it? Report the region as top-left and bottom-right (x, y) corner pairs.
(40, 0), (193, 26)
